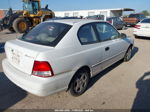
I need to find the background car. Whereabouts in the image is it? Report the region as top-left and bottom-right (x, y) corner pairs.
(86, 14), (105, 21)
(60, 17), (81, 19)
(134, 18), (150, 38)
(123, 13), (146, 27)
(107, 17), (126, 30)
(47, 17), (80, 21)
(2, 19), (134, 97)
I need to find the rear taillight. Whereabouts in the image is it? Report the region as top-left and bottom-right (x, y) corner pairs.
(134, 25), (141, 29)
(32, 61), (54, 78)
(107, 20), (112, 24)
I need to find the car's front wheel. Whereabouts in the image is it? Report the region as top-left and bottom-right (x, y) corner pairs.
(124, 47), (132, 62)
(69, 69), (90, 96)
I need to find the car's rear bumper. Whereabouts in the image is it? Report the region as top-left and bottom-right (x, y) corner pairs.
(2, 59), (74, 96)
(134, 31), (150, 38)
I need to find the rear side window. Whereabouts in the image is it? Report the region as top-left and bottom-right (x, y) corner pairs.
(141, 19), (150, 23)
(95, 23), (120, 42)
(19, 22), (72, 47)
(78, 24), (98, 45)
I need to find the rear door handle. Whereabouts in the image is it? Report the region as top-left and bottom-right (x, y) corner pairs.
(105, 47), (110, 51)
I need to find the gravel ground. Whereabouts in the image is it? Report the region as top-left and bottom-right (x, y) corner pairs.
(0, 28), (150, 111)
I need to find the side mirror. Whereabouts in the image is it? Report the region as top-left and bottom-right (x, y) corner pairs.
(120, 33), (127, 38)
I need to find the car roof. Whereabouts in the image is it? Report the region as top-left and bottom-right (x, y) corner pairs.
(45, 19), (105, 25)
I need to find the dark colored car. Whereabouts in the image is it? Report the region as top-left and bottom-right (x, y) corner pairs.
(62, 17), (81, 19)
(123, 13), (146, 26)
(129, 14), (145, 19)
(48, 17), (80, 21)
(107, 17), (125, 30)
(86, 15), (105, 21)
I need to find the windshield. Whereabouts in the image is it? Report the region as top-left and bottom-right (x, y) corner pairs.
(19, 22), (72, 47)
(23, 1), (39, 14)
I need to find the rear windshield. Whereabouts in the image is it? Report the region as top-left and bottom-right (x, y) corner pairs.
(129, 14), (139, 18)
(141, 19), (150, 23)
(19, 22), (72, 47)
(129, 14), (145, 18)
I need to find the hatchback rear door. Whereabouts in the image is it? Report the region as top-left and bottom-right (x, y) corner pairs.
(5, 22), (72, 75)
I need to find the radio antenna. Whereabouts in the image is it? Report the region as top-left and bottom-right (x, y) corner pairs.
(8, 0), (11, 8)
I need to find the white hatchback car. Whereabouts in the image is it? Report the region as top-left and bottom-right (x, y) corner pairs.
(2, 19), (134, 96)
(134, 18), (150, 38)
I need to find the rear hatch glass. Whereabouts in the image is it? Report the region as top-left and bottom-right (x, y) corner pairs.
(19, 22), (72, 47)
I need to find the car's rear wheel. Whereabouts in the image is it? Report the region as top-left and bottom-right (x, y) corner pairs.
(124, 47), (132, 62)
(122, 26), (126, 30)
(69, 69), (90, 96)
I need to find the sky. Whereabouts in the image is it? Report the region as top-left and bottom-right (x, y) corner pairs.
(0, 0), (149, 13)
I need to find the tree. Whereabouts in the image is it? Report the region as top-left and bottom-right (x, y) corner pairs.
(141, 10), (150, 16)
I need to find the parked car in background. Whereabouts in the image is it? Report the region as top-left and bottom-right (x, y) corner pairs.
(48, 17), (80, 20)
(107, 17), (126, 30)
(134, 18), (150, 38)
(86, 14), (105, 21)
(123, 13), (146, 26)
(2, 19), (134, 97)
(61, 17), (81, 19)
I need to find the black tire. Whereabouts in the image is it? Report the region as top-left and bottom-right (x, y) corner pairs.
(122, 26), (126, 30)
(69, 69), (90, 96)
(43, 15), (52, 21)
(13, 18), (29, 33)
(8, 27), (15, 33)
(124, 47), (132, 62)
(134, 35), (139, 39)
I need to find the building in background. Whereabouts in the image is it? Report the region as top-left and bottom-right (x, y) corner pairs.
(0, 9), (9, 19)
(0, 8), (135, 19)
(0, 9), (17, 19)
(55, 8), (135, 18)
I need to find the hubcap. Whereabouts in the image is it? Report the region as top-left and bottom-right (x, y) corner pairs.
(74, 73), (88, 93)
(19, 22), (27, 32)
(126, 48), (132, 60)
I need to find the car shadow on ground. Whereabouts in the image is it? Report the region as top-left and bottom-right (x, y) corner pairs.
(4, 31), (16, 34)
(0, 42), (5, 53)
(132, 71), (150, 111)
(135, 36), (150, 40)
(0, 72), (27, 111)
(87, 46), (139, 91)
